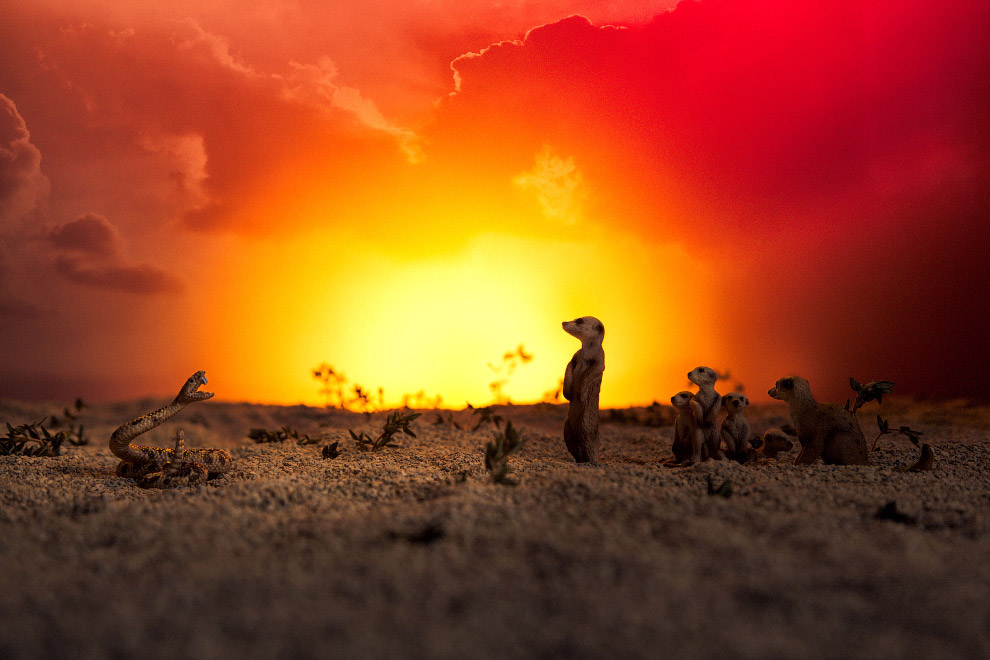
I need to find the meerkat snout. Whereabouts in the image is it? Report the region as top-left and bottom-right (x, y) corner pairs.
(562, 316), (605, 342)
(688, 366), (718, 387)
(768, 377), (796, 400)
(722, 392), (748, 409)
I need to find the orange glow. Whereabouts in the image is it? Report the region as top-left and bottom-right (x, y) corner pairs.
(194, 227), (718, 408)
(1, 0), (986, 404)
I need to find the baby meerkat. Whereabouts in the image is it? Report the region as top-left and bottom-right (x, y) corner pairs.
(757, 428), (794, 460)
(688, 366), (723, 460)
(719, 392), (753, 462)
(768, 375), (869, 465)
(669, 391), (704, 465)
(562, 316), (605, 464)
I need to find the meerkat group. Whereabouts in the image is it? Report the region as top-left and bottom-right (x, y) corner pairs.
(557, 320), (921, 469)
(665, 367), (864, 466)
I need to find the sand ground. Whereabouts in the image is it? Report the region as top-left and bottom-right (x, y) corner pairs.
(1, 397), (988, 660)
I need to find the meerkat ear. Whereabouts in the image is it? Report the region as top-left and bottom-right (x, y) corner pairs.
(743, 396), (749, 406)
(595, 322), (604, 335)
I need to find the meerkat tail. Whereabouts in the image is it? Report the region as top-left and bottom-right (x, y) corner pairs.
(908, 444), (935, 472)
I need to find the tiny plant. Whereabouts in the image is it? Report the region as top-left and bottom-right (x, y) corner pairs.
(401, 390), (442, 409)
(872, 415), (924, 451)
(321, 442), (341, 460)
(484, 419), (525, 485)
(432, 411), (461, 429)
(248, 426), (320, 445)
(487, 344), (533, 404)
(45, 399), (89, 445)
(846, 378), (896, 413)
(1, 419), (66, 457)
(312, 362), (347, 408)
(706, 476), (733, 498)
(716, 369), (746, 393)
(468, 404), (504, 432)
(541, 379), (564, 404)
(350, 411), (421, 452)
(846, 378), (923, 452)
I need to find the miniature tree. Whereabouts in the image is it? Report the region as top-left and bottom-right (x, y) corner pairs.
(487, 344), (533, 404)
(312, 362), (347, 408)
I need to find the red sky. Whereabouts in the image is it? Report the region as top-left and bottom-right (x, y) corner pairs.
(1, 0), (987, 406)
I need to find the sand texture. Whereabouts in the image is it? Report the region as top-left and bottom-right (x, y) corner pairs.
(1, 397), (989, 660)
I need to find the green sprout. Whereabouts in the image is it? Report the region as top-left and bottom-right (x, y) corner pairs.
(484, 419), (525, 485)
(350, 411), (421, 452)
(871, 415), (924, 451)
(321, 442), (341, 460)
(468, 404), (504, 432)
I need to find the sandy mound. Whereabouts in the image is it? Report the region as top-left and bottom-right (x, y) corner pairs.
(1, 398), (988, 659)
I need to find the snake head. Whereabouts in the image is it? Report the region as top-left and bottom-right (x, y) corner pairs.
(175, 370), (214, 404)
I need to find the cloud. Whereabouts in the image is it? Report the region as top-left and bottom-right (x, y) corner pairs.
(0, 94), (49, 232)
(430, 0), (990, 400)
(46, 214), (183, 295)
(434, 3), (990, 244)
(513, 145), (585, 224)
(284, 57), (422, 163)
(46, 212), (121, 256)
(53, 256), (183, 295)
(172, 17), (260, 77)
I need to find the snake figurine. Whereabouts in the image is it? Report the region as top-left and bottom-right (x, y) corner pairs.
(110, 370), (233, 488)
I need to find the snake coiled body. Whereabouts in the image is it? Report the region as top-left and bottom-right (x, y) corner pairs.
(110, 371), (233, 488)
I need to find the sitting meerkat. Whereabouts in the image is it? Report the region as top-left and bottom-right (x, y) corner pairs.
(669, 391), (704, 465)
(688, 366), (723, 460)
(562, 316), (605, 464)
(768, 376), (870, 465)
(719, 392), (753, 462)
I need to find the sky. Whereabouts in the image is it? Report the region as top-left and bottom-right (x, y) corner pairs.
(1, 0), (987, 407)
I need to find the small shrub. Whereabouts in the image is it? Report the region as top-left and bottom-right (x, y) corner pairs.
(468, 404), (503, 432)
(1, 420), (65, 457)
(321, 442), (341, 460)
(484, 420), (525, 485)
(248, 426), (320, 445)
(432, 411), (461, 429)
(350, 411), (420, 452)
(845, 379), (923, 452)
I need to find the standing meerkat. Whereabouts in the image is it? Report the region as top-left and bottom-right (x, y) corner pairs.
(768, 375), (870, 465)
(562, 316), (605, 464)
(719, 392), (753, 462)
(669, 391), (704, 465)
(688, 366), (723, 460)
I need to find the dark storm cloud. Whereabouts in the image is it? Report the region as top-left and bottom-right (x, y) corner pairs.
(47, 214), (184, 295)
